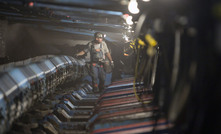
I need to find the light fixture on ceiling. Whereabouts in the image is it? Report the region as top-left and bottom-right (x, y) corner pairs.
(128, 0), (140, 14)
(126, 16), (134, 25)
(103, 34), (106, 38)
(28, 2), (34, 7)
(123, 14), (134, 25)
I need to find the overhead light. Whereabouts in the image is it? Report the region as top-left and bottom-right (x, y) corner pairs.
(126, 16), (133, 25)
(103, 34), (106, 38)
(122, 34), (129, 42)
(123, 14), (129, 20)
(123, 14), (134, 25)
(128, 0), (140, 14)
(28, 2), (34, 7)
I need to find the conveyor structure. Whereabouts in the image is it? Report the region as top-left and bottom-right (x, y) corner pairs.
(0, 55), (169, 134)
(0, 55), (87, 134)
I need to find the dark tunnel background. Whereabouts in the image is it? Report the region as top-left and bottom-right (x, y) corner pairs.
(0, 0), (221, 134)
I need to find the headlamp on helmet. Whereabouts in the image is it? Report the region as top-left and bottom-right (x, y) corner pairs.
(94, 32), (103, 38)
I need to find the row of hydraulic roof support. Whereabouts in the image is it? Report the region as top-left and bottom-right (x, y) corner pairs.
(0, 55), (87, 133)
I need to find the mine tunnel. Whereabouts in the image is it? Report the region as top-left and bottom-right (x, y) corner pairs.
(0, 0), (221, 134)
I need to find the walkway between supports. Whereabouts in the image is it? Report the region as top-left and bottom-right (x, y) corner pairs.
(88, 77), (170, 134)
(6, 77), (170, 134)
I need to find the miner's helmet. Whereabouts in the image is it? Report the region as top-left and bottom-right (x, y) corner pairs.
(94, 32), (103, 38)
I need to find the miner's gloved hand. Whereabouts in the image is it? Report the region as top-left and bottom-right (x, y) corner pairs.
(111, 61), (114, 68)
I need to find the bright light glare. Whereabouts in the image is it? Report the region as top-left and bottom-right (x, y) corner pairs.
(128, 0), (140, 14)
(143, 0), (150, 2)
(123, 34), (129, 42)
(126, 16), (133, 25)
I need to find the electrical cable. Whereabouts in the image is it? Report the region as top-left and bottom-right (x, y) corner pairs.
(133, 44), (142, 102)
(133, 36), (156, 104)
